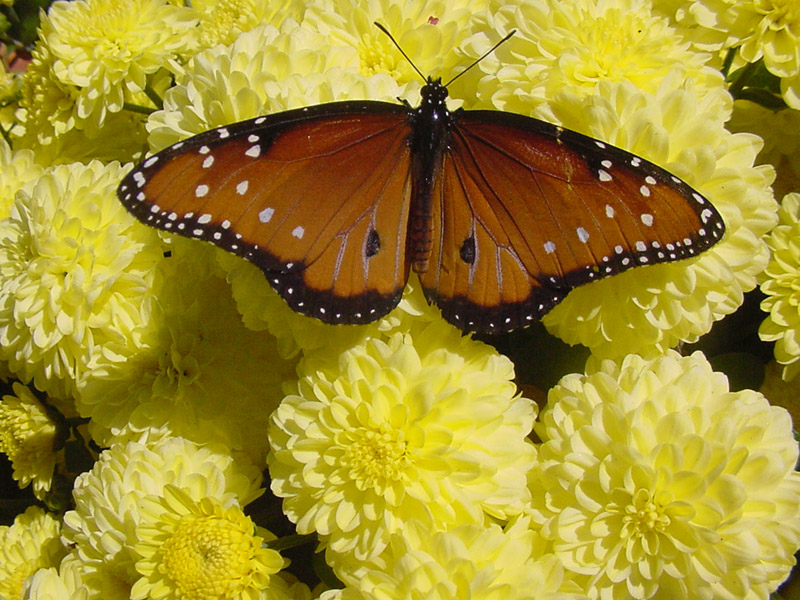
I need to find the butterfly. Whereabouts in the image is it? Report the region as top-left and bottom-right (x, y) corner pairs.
(117, 26), (725, 334)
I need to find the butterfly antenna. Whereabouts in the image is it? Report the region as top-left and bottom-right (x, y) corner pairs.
(374, 22), (427, 83)
(443, 30), (516, 88)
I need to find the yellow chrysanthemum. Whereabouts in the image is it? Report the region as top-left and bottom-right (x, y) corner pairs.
(728, 100), (800, 199)
(77, 238), (295, 465)
(0, 161), (165, 398)
(0, 382), (58, 499)
(145, 21), (404, 152)
(0, 507), (66, 600)
(662, 0), (800, 107)
(41, 0), (198, 125)
(759, 193), (800, 380)
(303, 0), (489, 90)
(24, 554), (90, 600)
(15, 38), (152, 165)
(535, 81), (774, 358)
(529, 351), (800, 599)
(62, 430), (264, 599)
(131, 485), (287, 600)
(322, 518), (581, 600)
(191, 0), (306, 48)
(466, 0), (722, 115)
(0, 139), (42, 219)
(268, 325), (537, 580)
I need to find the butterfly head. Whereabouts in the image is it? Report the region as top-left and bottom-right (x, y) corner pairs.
(420, 77), (449, 107)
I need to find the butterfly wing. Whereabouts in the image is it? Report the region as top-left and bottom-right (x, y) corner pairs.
(118, 102), (415, 324)
(419, 109), (725, 333)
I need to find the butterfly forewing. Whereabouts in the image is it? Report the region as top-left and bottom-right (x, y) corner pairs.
(118, 103), (415, 323)
(418, 110), (725, 333)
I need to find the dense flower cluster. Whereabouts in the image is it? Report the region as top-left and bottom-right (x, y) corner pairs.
(0, 0), (797, 598)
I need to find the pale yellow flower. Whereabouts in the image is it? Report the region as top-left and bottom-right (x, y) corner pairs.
(759, 193), (800, 380)
(322, 518), (581, 600)
(0, 382), (58, 499)
(0, 507), (66, 600)
(268, 327), (537, 581)
(727, 100), (800, 199)
(0, 161), (165, 398)
(62, 430), (264, 599)
(42, 0), (198, 125)
(466, 0), (722, 115)
(0, 139), (42, 220)
(530, 351), (800, 599)
(131, 486), (288, 600)
(191, 0), (306, 48)
(76, 237), (294, 466)
(24, 553), (90, 600)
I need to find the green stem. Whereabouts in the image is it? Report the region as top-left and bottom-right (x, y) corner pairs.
(143, 82), (163, 111)
(265, 533), (316, 552)
(122, 102), (155, 115)
(720, 47), (737, 80)
(728, 59), (761, 99)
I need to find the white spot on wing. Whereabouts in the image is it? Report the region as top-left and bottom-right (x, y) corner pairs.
(202, 155), (214, 169)
(236, 180), (249, 195)
(605, 205), (614, 218)
(544, 241), (556, 254)
(259, 207), (274, 223)
(143, 156), (159, 168)
(641, 213), (654, 226)
(577, 227), (589, 243)
(598, 169), (612, 182)
(195, 184), (209, 198)
(198, 214), (212, 224)
(245, 145), (261, 158)
(292, 226), (305, 239)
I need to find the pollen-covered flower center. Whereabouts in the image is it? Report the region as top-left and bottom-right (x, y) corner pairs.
(161, 514), (252, 599)
(342, 427), (411, 489)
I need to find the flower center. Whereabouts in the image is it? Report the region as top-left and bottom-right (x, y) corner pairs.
(161, 514), (253, 600)
(357, 33), (404, 79)
(342, 427), (411, 490)
(620, 488), (672, 539)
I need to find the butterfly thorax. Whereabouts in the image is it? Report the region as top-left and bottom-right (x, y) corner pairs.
(407, 77), (451, 273)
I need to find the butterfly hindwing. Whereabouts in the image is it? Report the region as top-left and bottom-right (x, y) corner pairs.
(119, 103), (415, 324)
(418, 109), (725, 333)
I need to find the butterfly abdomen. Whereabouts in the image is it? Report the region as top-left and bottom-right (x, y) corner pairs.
(407, 78), (451, 274)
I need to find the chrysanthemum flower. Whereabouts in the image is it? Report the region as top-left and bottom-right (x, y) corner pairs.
(24, 553), (90, 600)
(268, 325), (537, 579)
(663, 0), (800, 107)
(0, 382), (58, 499)
(759, 193), (800, 380)
(191, 0), (305, 48)
(0, 506), (67, 600)
(0, 139), (42, 219)
(77, 238), (295, 465)
(529, 351), (800, 599)
(145, 21), (404, 151)
(321, 518), (581, 600)
(62, 430), (264, 599)
(131, 485), (288, 600)
(465, 0), (722, 115)
(0, 161), (165, 399)
(302, 0), (489, 90)
(15, 38), (151, 165)
(727, 100), (800, 200)
(41, 0), (198, 125)
(538, 80), (773, 358)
